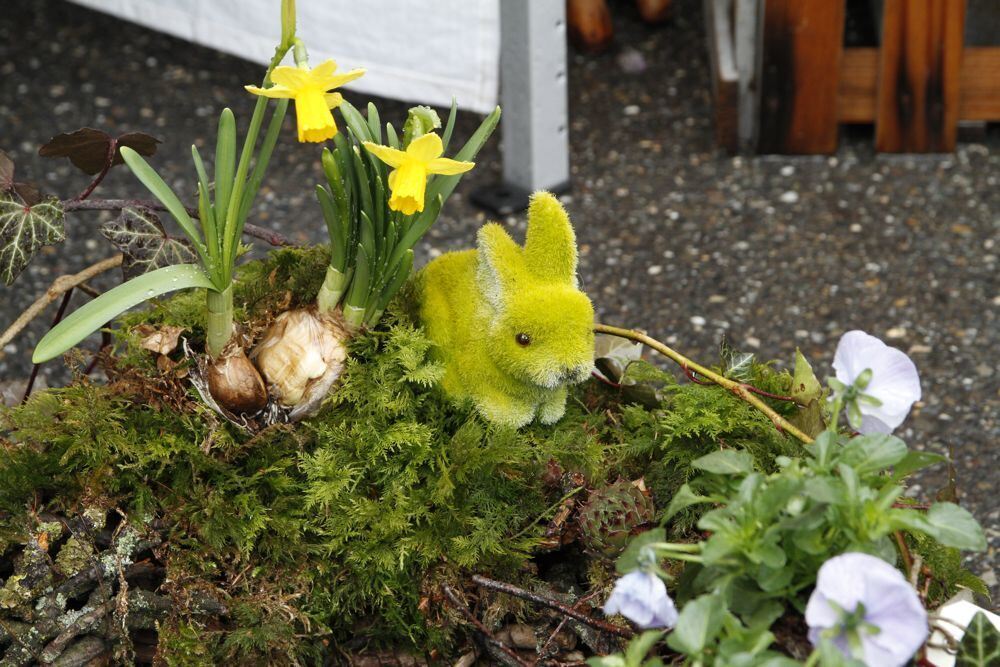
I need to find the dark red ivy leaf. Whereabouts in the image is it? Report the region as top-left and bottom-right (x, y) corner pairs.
(12, 182), (42, 207)
(113, 132), (160, 167)
(0, 150), (14, 190)
(38, 127), (160, 175)
(38, 127), (115, 175)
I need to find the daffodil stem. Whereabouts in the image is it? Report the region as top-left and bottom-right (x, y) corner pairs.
(205, 286), (234, 359)
(316, 266), (347, 313)
(594, 323), (814, 445)
(222, 42), (293, 282)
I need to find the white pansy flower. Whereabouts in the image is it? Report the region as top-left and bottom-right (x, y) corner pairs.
(832, 330), (921, 433)
(603, 570), (678, 629)
(806, 552), (928, 667)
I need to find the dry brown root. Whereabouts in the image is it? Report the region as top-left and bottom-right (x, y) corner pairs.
(206, 343), (268, 415)
(252, 307), (351, 421)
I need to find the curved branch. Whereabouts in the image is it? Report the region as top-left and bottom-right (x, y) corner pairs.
(0, 255), (123, 351)
(594, 323), (814, 445)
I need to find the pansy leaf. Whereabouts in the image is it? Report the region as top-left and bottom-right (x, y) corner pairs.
(100, 207), (195, 279)
(662, 483), (714, 523)
(692, 449), (754, 475)
(922, 502), (987, 551)
(892, 502), (986, 551)
(890, 450), (946, 482)
(616, 527), (666, 574)
(39, 127), (159, 175)
(840, 433), (908, 476)
(666, 594), (724, 655)
(955, 611), (1000, 667)
(0, 192), (65, 285)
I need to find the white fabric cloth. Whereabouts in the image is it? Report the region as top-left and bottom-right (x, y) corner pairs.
(70, 0), (500, 113)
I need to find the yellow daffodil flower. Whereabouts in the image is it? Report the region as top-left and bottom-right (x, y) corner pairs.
(246, 59), (364, 143)
(363, 133), (474, 215)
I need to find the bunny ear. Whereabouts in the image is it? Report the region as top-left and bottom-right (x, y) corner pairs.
(476, 223), (522, 310)
(523, 191), (578, 287)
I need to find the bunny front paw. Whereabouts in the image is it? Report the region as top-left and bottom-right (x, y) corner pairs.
(537, 387), (568, 425)
(474, 391), (535, 428)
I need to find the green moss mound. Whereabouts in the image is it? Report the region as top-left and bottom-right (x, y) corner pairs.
(0, 249), (807, 663)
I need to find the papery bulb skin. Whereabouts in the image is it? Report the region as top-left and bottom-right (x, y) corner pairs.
(252, 307), (350, 420)
(206, 346), (268, 414)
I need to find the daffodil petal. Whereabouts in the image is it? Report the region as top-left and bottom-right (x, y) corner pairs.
(309, 59), (338, 81)
(270, 65), (311, 89)
(324, 92), (344, 109)
(406, 133), (443, 162)
(363, 142), (408, 168)
(321, 68), (366, 90)
(245, 84), (294, 99)
(426, 157), (475, 176)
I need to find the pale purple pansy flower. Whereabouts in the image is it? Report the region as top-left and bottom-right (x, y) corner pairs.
(832, 330), (921, 434)
(806, 552), (928, 667)
(603, 570), (678, 629)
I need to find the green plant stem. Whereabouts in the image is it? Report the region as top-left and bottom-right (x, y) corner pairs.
(594, 323), (814, 445)
(205, 286), (234, 359)
(317, 266), (348, 313)
(222, 43), (293, 282)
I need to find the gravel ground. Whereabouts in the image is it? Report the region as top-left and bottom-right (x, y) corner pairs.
(1, 0), (997, 601)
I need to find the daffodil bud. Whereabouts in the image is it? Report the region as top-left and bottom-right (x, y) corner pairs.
(402, 106), (441, 147)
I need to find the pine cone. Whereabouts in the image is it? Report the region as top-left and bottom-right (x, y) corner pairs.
(577, 478), (654, 559)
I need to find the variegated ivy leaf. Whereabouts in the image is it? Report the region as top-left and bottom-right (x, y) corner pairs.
(0, 192), (66, 285)
(100, 207), (194, 279)
(955, 611), (1000, 667)
(720, 336), (755, 382)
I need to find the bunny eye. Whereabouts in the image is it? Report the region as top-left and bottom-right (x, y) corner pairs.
(515, 333), (531, 347)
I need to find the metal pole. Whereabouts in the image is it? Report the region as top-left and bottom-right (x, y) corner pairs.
(473, 0), (570, 214)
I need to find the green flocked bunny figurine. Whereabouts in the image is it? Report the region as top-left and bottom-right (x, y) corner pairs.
(417, 191), (595, 427)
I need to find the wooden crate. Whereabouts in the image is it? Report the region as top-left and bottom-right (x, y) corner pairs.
(707, 0), (1000, 154)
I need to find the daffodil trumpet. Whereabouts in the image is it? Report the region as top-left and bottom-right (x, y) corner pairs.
(250, 101), (500, 418)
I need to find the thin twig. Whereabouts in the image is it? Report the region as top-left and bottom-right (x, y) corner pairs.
(63, 198), (294, 246)
(0, 255), (123, 351)
(441, 584), (531, 667)
(21, 289), (74, 403)
(594, 324), (814, 444)
(471, 575), (634, 640)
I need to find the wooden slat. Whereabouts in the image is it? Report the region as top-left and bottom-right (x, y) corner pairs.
(839, 47), (1000, 123)
(959, 48), (1000, 120)
(838, 48), (879, 123)
(757, 0), (846, 154)
(875, 0), (966, 153)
